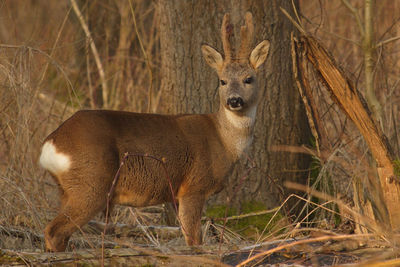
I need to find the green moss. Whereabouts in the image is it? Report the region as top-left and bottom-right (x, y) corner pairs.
(205, 201), (283, 239)
(205, 204), (236, 218)
(393, 159), (400, 177)
(0, 250), (24, 265)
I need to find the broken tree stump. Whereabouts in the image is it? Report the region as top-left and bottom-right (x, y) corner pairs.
(291, 35), (400, 230)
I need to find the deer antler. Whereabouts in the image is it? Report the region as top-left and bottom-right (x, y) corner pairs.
(221, 13), (233, 62)
(238, 12), (254, 62)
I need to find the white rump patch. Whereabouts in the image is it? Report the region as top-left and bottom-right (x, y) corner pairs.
(224, 106), (256, 129)
(39, 140), (71, 175)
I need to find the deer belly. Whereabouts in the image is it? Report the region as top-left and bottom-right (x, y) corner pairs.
(113, 176), (175, 206)
(113, 189), (169, 207)
(113, 168), (177, 207)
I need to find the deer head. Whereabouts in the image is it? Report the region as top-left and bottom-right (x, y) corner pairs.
(201, 12), (270, 116)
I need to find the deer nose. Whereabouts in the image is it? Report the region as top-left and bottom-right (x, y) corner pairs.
(227, 97), (244, 109)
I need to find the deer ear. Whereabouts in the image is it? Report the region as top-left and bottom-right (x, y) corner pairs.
(201, 44), (223, 71)
(249, 40), (270, 69)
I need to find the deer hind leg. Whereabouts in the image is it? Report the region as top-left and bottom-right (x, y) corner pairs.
(44, 188), (107, 252)
(178, 194), (205, 246)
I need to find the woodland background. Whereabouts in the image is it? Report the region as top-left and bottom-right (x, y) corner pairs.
(1, 0), (400, 262)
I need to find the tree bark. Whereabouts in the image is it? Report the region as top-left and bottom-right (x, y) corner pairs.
(157, 0), (310, 212)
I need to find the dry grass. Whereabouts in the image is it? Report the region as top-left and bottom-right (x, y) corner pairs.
(1, 0), (400, 265)
(0, 0), (159, 251)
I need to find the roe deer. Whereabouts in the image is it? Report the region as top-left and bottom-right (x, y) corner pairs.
(39, 12), (270, 252)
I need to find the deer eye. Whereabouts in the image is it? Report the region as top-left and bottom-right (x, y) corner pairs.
(220, 80), (227, 85)
(244, 77), (253, 84)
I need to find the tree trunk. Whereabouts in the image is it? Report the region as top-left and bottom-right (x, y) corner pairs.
(157, 0), (311, 213)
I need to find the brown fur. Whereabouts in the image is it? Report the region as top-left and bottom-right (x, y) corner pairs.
(40, 12), (270, 251)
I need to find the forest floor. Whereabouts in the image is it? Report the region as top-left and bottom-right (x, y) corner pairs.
(0, 219), (396, 266)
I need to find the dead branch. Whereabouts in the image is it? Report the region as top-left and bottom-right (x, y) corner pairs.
(237, 233), (371, 267)
(0, 247), (225, 267)
(203, 207), (280, 222)
(87, 221), (181, 239)
(70, 0), (108, 108)
(293, 35), (400, 230)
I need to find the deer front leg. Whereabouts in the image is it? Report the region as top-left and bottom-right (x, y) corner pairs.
(178, 194), (205, 245)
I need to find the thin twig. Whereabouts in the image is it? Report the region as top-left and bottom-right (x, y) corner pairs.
(376, 35), (400, 47)
(280, 7), (306, 35)
(284, 181), (389, 239)
(119, 241), (230, 267)
(129, 0), (153, 113)
(237, 234), (372, 267)
(248, 192), (340, 259)
(38, 7), (71, 87)
(70, 0), (109, 108)
(205, 207), (280, 222)
(0, 44), (77, 103)
(290, 0), (302, 29)
(341, 0), (365, 37)
(129, 208), (160, 246)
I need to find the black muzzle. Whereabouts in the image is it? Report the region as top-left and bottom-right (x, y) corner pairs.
(227, 97), (244, 109)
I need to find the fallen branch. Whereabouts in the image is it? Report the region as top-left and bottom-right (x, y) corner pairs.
(1, 247), (227, 266)
(237, 233), (371, 267)
(202, 207), (279, 222)
(87, 221), (181, 239)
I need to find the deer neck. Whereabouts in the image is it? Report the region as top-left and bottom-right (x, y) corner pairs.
(214, 104), (257, 159)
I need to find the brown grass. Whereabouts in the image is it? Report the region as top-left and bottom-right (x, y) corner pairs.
(0, 0), (159, 251)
